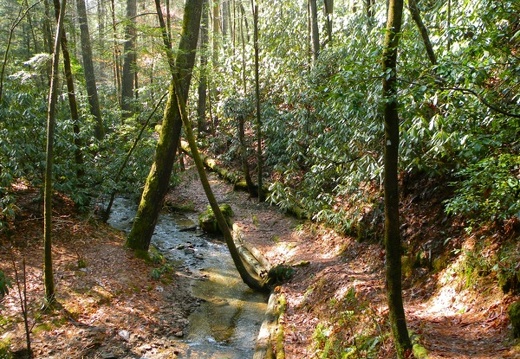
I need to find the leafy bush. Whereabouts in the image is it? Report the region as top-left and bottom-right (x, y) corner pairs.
(445, 154), (520, 226)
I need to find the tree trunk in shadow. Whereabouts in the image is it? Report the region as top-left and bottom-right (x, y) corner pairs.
(382, 0), (412, 357)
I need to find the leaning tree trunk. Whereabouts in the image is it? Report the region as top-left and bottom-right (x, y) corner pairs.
(144, 0), (268, 292)
(408, 0), (436, 66)
(175, 86), (268, 292)
(77, 0), (105, 140)
(52, 0), (84, 178)
(126, 0), (203, 252)
(44, 0), (66, 308)
(382, 0), (412, 357)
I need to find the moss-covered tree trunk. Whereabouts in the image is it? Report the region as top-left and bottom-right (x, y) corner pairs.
(157, 0), (267, 292)
(52, 0), (84, 178)
(382, 0), (412, 357)
(126, 0), (203, 252)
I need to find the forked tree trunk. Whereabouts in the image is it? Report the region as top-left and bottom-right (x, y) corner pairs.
(0, 6), (28, 103)
(382, 0), (412, 357)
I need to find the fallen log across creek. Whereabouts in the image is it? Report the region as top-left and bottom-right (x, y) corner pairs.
(180, 140), (293, 358)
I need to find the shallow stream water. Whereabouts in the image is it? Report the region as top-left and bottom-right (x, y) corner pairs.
(107, 197), (267, 358)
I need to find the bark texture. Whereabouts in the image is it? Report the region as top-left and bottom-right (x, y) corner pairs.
(52, 0), (84, 178)
(126, 0), (203, 251)
(382, 0), (412, 356)
(121, 0), (137, 118)
(408, 0), (436, 65)
(44, 0), (67, 307)
(197, 0), (209, 133)
(77, 0), (105, 139)
(309, 0), (320, 61)
(251, 0), (264, 201)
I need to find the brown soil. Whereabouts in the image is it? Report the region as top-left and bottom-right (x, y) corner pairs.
(0, 185), (195, 358)
(1, 167), (519, 358)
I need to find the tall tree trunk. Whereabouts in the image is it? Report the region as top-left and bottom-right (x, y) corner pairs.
(43, 0), (53, 54)
(44, 0), (66, 308)
(309, 0), (320, 61)
(366, 0), (375, 23)
(126, 0), (202, 252)
(324, 0), (333, 45)
(110, 0), (122, 105)
(23, 0), (38, 55)
(97, 0), (105, 53)
(239, 3), (248, 93)
(197, 0), (209, 133)
(121, 0), (137, 118)
(408, 0), (436, 65)
(77, 0), (105, 140)
(52, 0), (84, 178)
(165, 0), (172, 43)
(382, 0), (412, 357)
(221, 0), (228, 38)
(251, 0), (263, 201)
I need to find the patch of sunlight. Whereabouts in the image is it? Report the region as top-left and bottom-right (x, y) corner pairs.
(419, 250), (475, 316)
(334, 285), (352, 302)
(268, 242), (298, 262)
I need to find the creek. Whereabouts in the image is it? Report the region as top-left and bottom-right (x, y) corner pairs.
(107, 197), (268, 358)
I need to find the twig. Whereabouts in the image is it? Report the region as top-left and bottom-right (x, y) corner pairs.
(11, 256), (32, 357)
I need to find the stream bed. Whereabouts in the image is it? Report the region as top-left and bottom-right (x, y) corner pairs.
(107, 197), (268, 358)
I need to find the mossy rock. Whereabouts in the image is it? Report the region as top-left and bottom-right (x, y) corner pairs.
(267, 264), (295, 285)
(198, 204), (234, 234)
(509, 301), (520, 338)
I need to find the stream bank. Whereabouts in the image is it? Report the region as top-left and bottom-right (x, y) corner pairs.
(2, 167), (516, 358)
(107, 196), (269, 358)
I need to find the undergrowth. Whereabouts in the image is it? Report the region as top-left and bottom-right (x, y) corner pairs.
(311, 287), (389, 358)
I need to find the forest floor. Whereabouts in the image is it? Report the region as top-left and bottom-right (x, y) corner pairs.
(1, 165), (519, 358)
